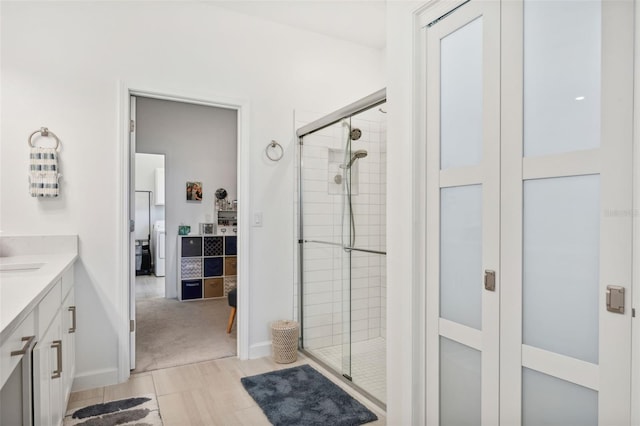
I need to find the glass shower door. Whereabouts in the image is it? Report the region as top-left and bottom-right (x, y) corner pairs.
(299, 119), (352, 381)
(299, 103), (387, 406)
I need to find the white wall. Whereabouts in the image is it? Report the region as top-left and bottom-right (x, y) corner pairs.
(0, 1), (384, 390)
(134, 153), (165, 241)
(136, 97), (237, 298)
(386, 1), (426, 425)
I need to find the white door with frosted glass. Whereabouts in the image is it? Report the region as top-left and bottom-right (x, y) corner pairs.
(424, 2), (501, 425)
(421, 0), (634, 425)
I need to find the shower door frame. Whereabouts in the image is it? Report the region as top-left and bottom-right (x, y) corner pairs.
(297, 88), (387, 407)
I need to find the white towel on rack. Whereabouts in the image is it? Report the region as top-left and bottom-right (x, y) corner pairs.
(29, 147), (60, 197)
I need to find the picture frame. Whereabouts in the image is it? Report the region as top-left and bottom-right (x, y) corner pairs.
(186, 181), (203, 201)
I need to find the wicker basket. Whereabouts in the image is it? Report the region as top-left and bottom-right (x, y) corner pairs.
(271, 320), (299, 364)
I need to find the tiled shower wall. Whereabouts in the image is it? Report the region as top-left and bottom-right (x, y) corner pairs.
(294, 109), (387, 350)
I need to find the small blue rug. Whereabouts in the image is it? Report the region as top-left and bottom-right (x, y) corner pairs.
(241, 364), (378, 426)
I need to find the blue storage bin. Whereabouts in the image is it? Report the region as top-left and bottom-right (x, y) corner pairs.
(182, 237), (202, 257)
(182, 279), (202, 300)
(204, 257), (224, 277)
(225, 236), (237, 256)
(204, 236), (223, 256)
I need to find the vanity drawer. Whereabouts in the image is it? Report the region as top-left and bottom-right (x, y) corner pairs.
(38, 280), (61, 336)
(0, 310), (35, 389)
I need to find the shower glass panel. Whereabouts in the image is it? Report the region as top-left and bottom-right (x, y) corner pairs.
(298, 95), (387, 406)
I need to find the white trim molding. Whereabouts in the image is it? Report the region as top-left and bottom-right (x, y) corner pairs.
(631, 2), (640, 423)
(72, 368), (119, 393)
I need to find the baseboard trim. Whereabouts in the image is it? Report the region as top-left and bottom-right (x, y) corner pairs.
(249, 340), (272, 359)
(71, 368), (119, 392)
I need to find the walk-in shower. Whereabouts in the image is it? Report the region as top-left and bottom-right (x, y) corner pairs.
(296, 89), (387, 407)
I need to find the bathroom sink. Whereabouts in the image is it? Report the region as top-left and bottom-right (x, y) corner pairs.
(0, 262), (44, 273)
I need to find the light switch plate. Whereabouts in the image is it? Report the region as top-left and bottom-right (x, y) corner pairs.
(253, 211), (263, 227)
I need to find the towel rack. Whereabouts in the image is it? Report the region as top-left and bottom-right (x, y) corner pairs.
(28, 127), (61, 150)
(266, 140), (283, 161)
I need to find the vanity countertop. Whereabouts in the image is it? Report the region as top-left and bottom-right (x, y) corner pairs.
(0, 252), (77, 344)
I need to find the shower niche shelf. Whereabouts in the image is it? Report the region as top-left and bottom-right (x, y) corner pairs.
(177, 235), (237, 301)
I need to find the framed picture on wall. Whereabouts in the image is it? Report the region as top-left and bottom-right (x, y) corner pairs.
(186, 181), (203, 201)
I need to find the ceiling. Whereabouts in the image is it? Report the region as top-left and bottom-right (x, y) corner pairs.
(210, 1), (387, 50)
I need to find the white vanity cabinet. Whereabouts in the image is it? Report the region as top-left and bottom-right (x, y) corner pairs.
(62, 284), (76, 402)
(34, 308), (63, 426)
(33, 265), (76, 426)
(0, 311), (36, 425)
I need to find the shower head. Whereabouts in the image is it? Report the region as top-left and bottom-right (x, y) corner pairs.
(341, 149), (368, 169)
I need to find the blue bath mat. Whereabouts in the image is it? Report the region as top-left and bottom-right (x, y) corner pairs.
(241, 364), (378, 426)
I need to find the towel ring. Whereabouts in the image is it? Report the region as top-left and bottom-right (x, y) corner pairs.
(266, 140), (284, 162)
(28, 127), (60, 150)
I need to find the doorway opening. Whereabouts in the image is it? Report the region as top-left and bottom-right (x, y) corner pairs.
(135, 153), (166, 300)
(129, 95), (240, 373)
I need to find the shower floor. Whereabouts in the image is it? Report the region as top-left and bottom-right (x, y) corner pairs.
(312, 337), (386, 404)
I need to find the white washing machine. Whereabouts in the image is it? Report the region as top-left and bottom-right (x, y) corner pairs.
(153, 220), (165, 277)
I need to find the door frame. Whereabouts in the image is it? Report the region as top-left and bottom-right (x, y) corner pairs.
(632, 2), (640, 423)
(117, 82), (251, 381)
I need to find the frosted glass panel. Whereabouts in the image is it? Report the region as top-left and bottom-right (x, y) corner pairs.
(440, 17), (483, 169)
(440, 185), (482, 329)
(440, 337), (481, 426)
(523, 176), (600, 363)
(524, 0), (601, 157)
(522, 368), (597, 426)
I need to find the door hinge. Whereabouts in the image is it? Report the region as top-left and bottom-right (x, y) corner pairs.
(130, 220), (135, 233)
(633, 308), (636, 318)
(129, 119), (135, 132)
(130, 319), (135, 332)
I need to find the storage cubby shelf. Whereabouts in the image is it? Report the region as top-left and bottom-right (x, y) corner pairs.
(177, 235), (237, 301)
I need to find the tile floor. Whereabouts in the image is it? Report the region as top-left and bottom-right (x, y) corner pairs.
(313, 337), (386, 403)
(67, 354), (386, 426)
(136, 275), (165, 300)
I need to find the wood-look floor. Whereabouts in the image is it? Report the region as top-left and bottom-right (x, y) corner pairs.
(67, 353), (386, 425)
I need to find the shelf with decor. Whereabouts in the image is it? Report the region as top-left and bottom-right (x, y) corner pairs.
(177, 235), (237, 301)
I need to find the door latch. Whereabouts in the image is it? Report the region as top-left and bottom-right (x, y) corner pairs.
(484, 270), (496, 292)
(606, 285), (625, 314)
